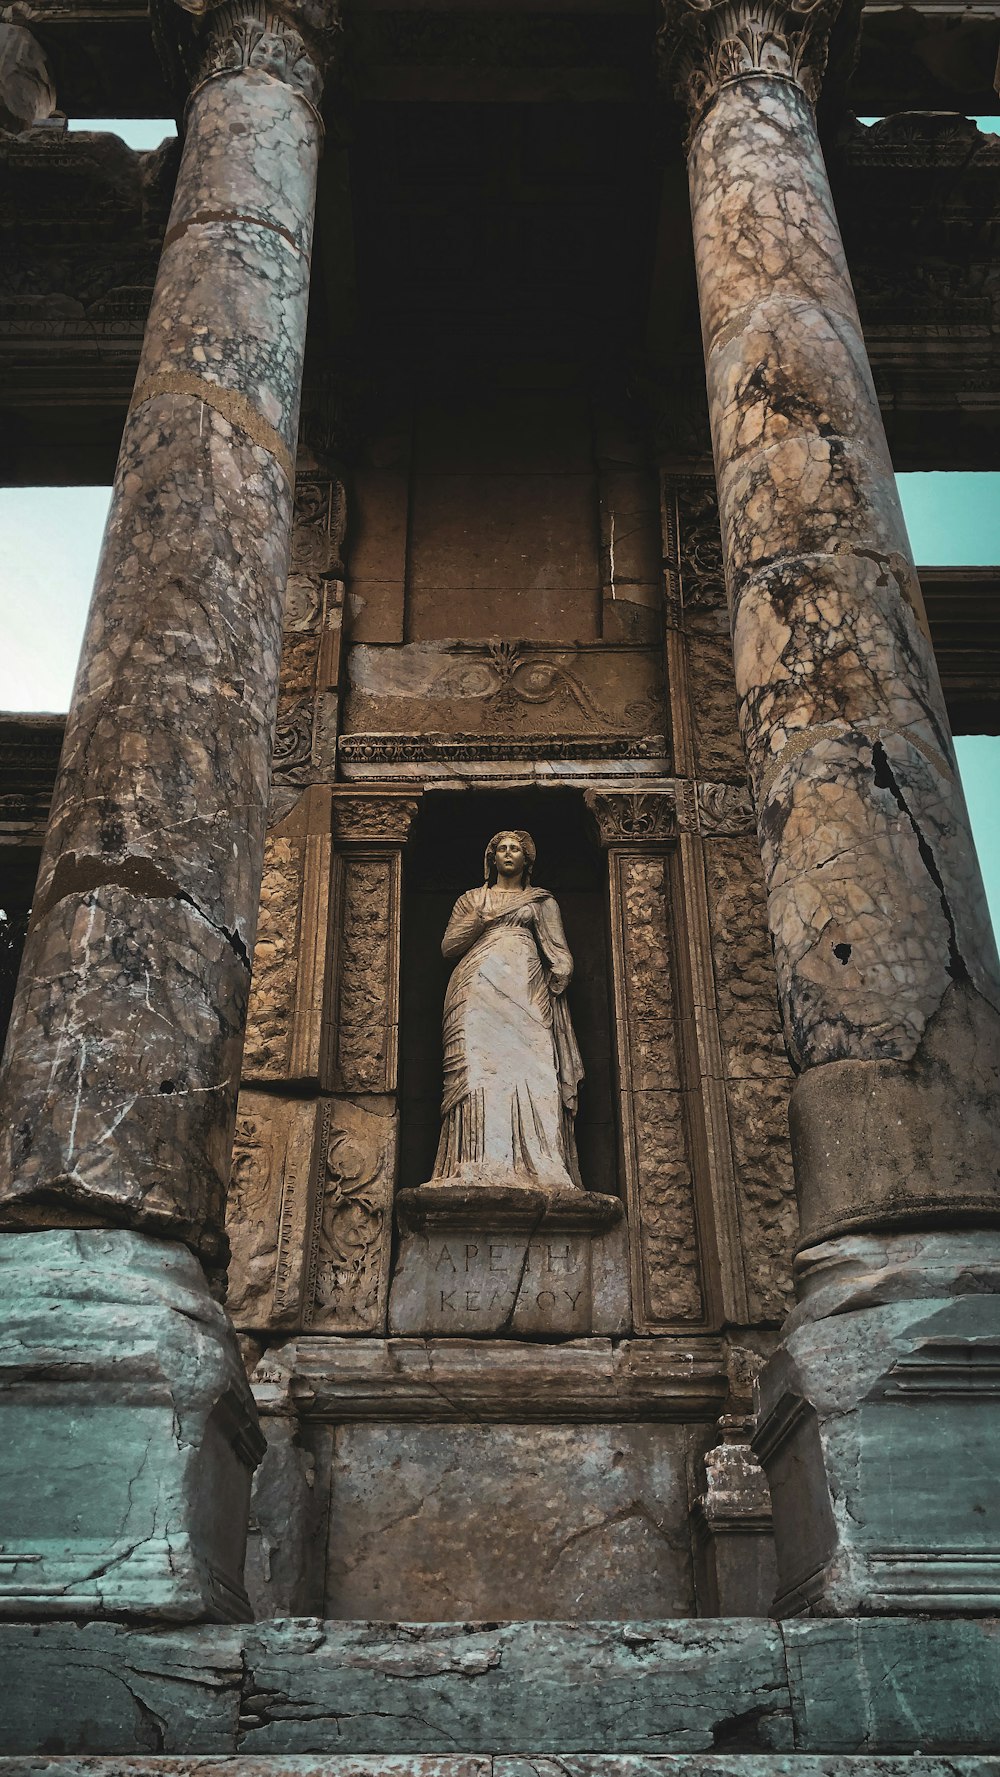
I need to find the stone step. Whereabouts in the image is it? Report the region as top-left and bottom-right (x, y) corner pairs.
(2, 1618), (999, 1759)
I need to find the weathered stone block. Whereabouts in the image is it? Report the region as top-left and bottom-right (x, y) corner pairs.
(324, 1422), (703, 1620)
(783, 1617), (1000, 1752)
(13, 1761), (1000, 1777)
(0, 1621), (244, 1754)
(0, 1229), (263, 1622)
(5, 1618), (1000, 1757)
(756, 1237), (1000, 1614)
(238, 1619), (791, 1753)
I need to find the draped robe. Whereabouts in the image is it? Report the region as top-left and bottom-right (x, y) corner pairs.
(431, 885), (584, 1190)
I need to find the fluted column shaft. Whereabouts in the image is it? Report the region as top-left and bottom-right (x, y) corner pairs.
(663, 2), (1000, 1248)
(0, 0), (336, 1264)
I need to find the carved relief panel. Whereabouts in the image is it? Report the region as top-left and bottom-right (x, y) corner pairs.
(229, 789), (420, 1335)
(659, 472), (799, 1321)
(586, 787), (707, 1330)
(662, 476), (745, 783)
(227, 1091), (397, 1334)
(243, 785), (334, 1087)
(273, 463), (348, 788)
(328, 792), (420, 1095)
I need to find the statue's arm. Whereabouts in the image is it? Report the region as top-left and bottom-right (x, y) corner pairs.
(535, 894), (573, 995)
(441, 890), (486, 960)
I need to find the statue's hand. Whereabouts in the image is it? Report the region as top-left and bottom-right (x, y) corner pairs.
(548, 968), (569, 995)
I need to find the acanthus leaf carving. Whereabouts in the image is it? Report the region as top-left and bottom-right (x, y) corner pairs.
(658, 0), (840, 139)
(585, 787), (679, 847)
(155, 0), (340, 111)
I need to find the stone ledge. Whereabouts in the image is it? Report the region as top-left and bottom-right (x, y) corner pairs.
(2, 1618), (1000, 1758)
(5, 1760), (1000, 1777)
(251, 1336), (729, 1421)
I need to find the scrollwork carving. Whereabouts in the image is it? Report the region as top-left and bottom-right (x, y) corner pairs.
(431, 642), (658, 735)
(331, 854), (399, 1093)
(272, 699), (314, 773)
(678, 483), (728, 610)
(614, 853), (704, 1324)
(305, 1102), (395, 1332)
(291, 473), (347, 582)
(697, 780), (755, 834)
(658, 0), (839, 137)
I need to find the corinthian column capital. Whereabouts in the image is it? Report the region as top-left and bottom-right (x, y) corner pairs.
(155, 0), (340, 111)
(658, 0), (840, 138)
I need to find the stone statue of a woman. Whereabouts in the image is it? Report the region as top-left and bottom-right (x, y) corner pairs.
(429, 829), (584, 1193)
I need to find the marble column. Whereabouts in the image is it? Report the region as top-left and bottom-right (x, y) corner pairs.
(0, 0), (336, 1619)
(661, 0), (1000, 1612)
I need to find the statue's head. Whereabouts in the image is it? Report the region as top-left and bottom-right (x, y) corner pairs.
(484, 828), (535, 887)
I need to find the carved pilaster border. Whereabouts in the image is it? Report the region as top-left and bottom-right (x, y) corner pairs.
(327, 792), (420, 1096)
(272, 459), (348, 788)
(586, 785), (710, 1332)
(657, 473), (753, 1323)
(244, 784), (334, 1087)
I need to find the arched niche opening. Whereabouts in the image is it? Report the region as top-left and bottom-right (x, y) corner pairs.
(398, 784), (617, 1199)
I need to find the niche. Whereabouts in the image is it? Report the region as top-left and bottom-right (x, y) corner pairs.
(398, 785), (616, 1199)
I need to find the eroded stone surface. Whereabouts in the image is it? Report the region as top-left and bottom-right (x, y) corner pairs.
(10, 1761), (1000, 1777)
(682, 63), (1000, 1085)
(324, 1422), (700, 1620)
(0, 4), (333, 1260)
(0, 1229), (263, 1622)
(5, 1617), (1000, 1756)
(756, 1251), (1000, 1614)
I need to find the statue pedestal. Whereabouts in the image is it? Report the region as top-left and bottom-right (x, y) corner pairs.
(388, 1184), (629, 1336)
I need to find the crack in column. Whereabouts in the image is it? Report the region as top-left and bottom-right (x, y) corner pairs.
(31, 852), (252, 970)
(871, 738), (969, 986)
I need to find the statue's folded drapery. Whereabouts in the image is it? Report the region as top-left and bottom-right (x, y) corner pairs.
(432, 885), (584, 1190)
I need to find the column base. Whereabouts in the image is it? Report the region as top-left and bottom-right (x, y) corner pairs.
(0, 1228), (264, 1622)
(754, 1231), (1000, 1616)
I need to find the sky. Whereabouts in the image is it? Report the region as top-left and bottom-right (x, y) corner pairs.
(0, 114), (997, 940)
